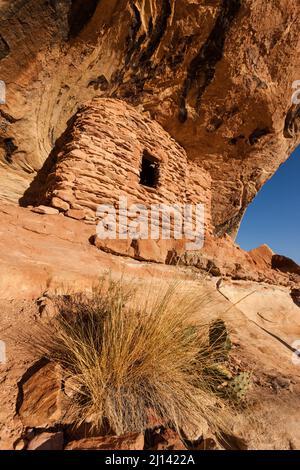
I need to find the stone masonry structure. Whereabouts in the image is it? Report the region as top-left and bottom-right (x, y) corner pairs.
(42, 99), (212, 262)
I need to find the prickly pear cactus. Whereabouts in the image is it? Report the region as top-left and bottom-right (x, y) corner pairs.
(228, 372), (252, 401)
(184, 325), (198, 339)
(209, 319), (232, 359)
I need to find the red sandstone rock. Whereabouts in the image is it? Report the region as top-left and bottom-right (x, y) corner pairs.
(249, 245), (274, 269)
(94, 238), (135, 258)
(0, 248), (300, 449)
(65, 432), (144, 451)
(17, 361), (62, 428)
(31, 206), (59, 216)
(0, 203), (296, 299)
(0, 2), (299, 451)
(134, 239), (166, 263)
(51, 197), (70, 212)
(27, 432), (64, 451)
(0, 1), (298, 278)
(65, 209), (86, 220)
(150, 428), (186, 451)
(0, 1), (299, 239)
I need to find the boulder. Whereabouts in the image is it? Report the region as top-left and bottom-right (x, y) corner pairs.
(65, 432), (144, 451)
(65, 209), (86, 220)
(27, 432), (64, 451)
(31, 206), (59, 216)
(51, 197), (70, 212)
(17, 360), (62, 428)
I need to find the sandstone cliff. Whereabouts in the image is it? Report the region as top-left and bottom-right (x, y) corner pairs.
(0, 0), (300, 452)
(0, 0), (299, 236)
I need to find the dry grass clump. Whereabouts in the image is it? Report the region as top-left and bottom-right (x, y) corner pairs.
(29, 280), (236, 435)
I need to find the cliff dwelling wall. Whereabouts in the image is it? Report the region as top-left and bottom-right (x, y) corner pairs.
(38, 98), (211, 260)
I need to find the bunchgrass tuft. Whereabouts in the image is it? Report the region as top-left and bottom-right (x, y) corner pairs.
(26, 279), (238, 436)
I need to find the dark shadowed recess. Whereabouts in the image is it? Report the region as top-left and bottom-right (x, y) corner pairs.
(291, 289), (300, 308)
(0, 34), (10, 60)
(68, 0), (100, 38)
(19, 113), (78, 207)
(272, 255), (300, 276)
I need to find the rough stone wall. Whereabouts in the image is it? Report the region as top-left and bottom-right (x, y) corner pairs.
(186, 160), (212, 227)
(39, 98), (211, 261)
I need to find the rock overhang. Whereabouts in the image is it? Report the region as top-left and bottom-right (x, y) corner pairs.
(0, 0), (299, 238)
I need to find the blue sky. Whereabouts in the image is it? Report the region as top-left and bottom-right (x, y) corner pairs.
(236, 146), (300, 264)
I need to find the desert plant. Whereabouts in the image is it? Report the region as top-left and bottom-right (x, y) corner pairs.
(228, 372), (252, 402)
(206, 320), (251, 402)
(209, 319), (232, 360)
(26, 280), (237, 435)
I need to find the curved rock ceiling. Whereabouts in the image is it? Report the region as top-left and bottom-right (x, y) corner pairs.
(0, 0), (299, 236)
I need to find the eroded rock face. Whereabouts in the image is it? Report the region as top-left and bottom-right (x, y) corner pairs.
(0, 202), (296, 293)
(17, 360), (62, 428)
(0, 0), (299, 237)
(65, 432), (145, 450)
(27, 432), (64, 451)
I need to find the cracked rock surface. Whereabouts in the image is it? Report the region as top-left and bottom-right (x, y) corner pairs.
(0, 0), (299, 236)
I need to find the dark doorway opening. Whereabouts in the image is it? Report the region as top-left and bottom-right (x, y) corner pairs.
(139, 150), (160, 188)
